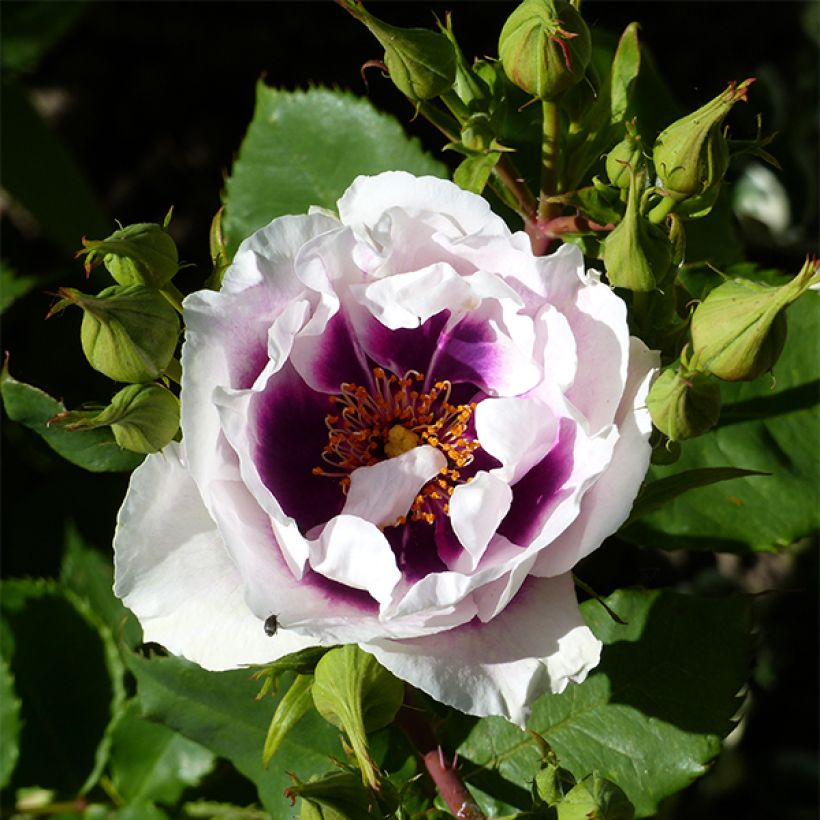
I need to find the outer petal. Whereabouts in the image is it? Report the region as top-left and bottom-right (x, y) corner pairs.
(338, 172), (511, 239)
(532, 337), (658, 577)
(113, 443), (315, 669)
(363, 573), (601, 726)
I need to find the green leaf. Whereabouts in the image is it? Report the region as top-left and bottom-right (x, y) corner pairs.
(1, 1), (88, 74)
(626, 293), (819, 551)
(624, 467), (768, 527)
(222, 84), (446, 256)
(124, 652), (341, 817)
(182, 802), (271, 819)
(0, 653), (22, 788)
(113, 802), (171, 820)
(60, 523), (143, 649)
(0, 579), (123, 796)
(262, 674), (314, 767)
(312, 646), (404, 789)
(0, 358), (144, 473)
(457, 589), (753, 818)
(0, 260), (39, 314)
(109, 699), (214, 806)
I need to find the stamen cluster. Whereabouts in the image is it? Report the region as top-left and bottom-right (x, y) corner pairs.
(313, 368), (480, 524)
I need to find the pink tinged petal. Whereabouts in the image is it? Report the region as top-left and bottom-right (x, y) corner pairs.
(354, 263), (476, 330)
(226, 212), (339, 295)
(431, 309), (540, 396)
(338, 171), (510, 238)
(532, 337), (658, 578)
(563, 276), (630, 432)
(363, 574), (602, 725)
(449, 471), (513, 572)
(289, 306), (371, 393)
(474, 397), (559, 484)
(534, 305), (577, 392)
(113, 444), (315, 670)
(308, 515), (402, 605)
(342, 445), (447, 529)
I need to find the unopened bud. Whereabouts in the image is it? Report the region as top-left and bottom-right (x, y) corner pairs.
(52, 383), (179, 454)
(557, 773), (634, 820)
(534, 763), (576, 807)
(77, 220), (179, 288)
(499, 0), (591, 101)
(647, 367), (721, 441)
(341, 0), (456, 101)
(690, 256), (818, 381)
(603, 169), (673, 291)
(653, 79), (754, 201)
(606, 121), (643, 190)
(50, 285), (180, 383)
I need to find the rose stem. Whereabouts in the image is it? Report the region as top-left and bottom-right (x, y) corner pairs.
(538, 99), (561, 225)
(396, 693), (487, 819)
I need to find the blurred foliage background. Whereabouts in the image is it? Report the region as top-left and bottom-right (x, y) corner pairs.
(1, 2), (817, 818)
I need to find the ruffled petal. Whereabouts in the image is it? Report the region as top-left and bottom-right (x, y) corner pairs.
(449, 471), (512, 571)
(532, 337), (658, 577)
(341, 445), (447, 529)
(364, 573), (601, 725)
(113, 443), (315, 669)
(339, 172), (510, 239)
(308, 515), (402, 605)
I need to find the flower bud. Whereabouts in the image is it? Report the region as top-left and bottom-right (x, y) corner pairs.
(50, 285), (180, 383)
(603, 169), (673, 291)
(605, 122), (643, 190)
(653, 79), (754, 201)
(534, 763), (576, 806)
(557, 773), (634, 820)
(52, 383), (180, 454)
(498, 0), (591, 101)
(690, 256), (818, 381)
(77, 221), (179, 288)
(646, 367), (721, 441)
(340, 0), (456, 101)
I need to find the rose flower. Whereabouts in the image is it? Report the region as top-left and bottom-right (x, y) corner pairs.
(114, 173), (657, 725)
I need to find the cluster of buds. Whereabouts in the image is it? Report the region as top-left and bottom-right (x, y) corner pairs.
(333, 1), (808, 457)
(48, 215), (183, 454)
(647, 257), (819, 442)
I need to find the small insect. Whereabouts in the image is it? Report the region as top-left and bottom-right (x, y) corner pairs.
(263, 614), (279, 637)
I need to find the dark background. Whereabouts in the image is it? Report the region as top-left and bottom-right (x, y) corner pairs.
(1, 2), (818, 818)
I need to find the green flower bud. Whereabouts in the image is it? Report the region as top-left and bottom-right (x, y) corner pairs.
(690, 256), (818, 381)
(653, 79), (754, 201)
(647, 367), (722, 441)
(605, 122), (643, 190)
(77, 220), (179, 288)
(52, 383), (179, 454)
(603, 169), (673, 292)
(50, 285), (180, 383)
(557, 773), (634, 820)
(460, 112), (495, 152)
(499, 0), (591, 101)
(534, 763), (576, 807)
(339, 0), (456, 101)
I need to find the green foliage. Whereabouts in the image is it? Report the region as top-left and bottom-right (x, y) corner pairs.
(125, 652), (342, 817)
(312, 645), (405, 788)
(0, 260), (39, 314)
(0, 579), (123, 796)
(456, 589), (753, 818)
(262, 674), (314, 767)
(108, 699), (215, 805)
(221, 85), (446, 256)
(628, 293), (819, 551)
(0, 359), (144, 472)
(0, 654), (22, 788)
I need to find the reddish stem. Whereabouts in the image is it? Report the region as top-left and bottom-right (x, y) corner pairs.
(396, 697), (486, 819)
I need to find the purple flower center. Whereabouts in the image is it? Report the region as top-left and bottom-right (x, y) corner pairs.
(313, 367), (481, 525)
